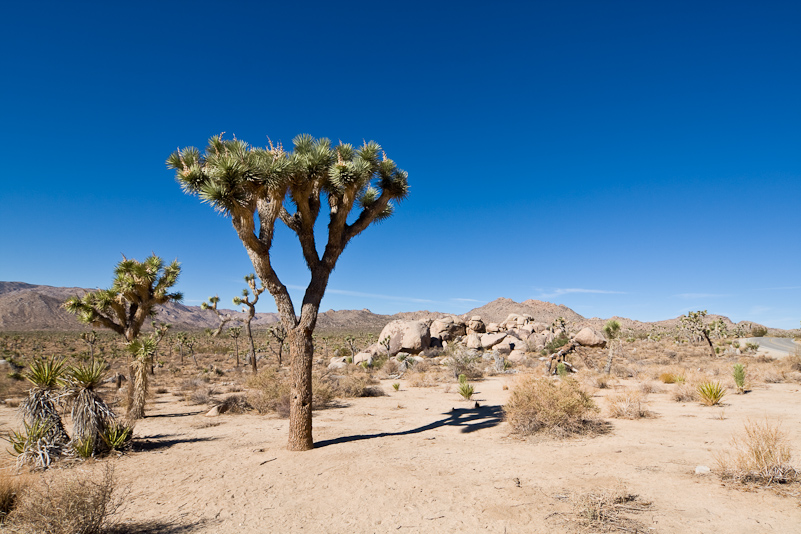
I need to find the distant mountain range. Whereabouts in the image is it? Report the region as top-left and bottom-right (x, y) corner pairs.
(0, 281), (780, 335)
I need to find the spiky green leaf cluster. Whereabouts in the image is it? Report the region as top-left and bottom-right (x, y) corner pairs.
(24, 357), (67, 389)
(67, 359), (107, 390)
(167, 134), (408, 220)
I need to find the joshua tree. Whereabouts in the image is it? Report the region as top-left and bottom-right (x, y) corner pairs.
(344, 335), (358, 358)
(229, 326), (242, 366)
(168, 134), (408, 450)
(603, 319), (621, 375)
(232, 273), (266, 373)
(176, 332), (188, 364)
(80, 330), (98, 359)
(63, 255), (182, 418)
(126, 337), (156, 419)
(679, 310), (717, 358)
(201, 295), (233, 337)
(268, 324), (288, 367)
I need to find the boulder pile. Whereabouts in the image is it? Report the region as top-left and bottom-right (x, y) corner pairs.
(330, 312), (607, 371)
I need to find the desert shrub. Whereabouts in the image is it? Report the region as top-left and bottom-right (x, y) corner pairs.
(214, 393), (251, 414)
(716, 419), (798, 485)
(671, 383), (698, 402)
(606, 390), (653, 419)
(0, 468), (31, 523)
(544, 333), (569, 354)
(659, 372), (684, 384)
(697, 381), (726, 406)
(4, 464), (123, 534)
(570, 486), (652, 532)
(445, 348), (483, 380)
(381, 358), (399, 376)
(406, 371), (438, 388)
(638, 381), (664, 394)
(247, 369), (334, 417)
(98, 421), (133, 452)
(329, 374), (385, 398)
(371, 352), (389, 370)
(504, 377), (600, 437)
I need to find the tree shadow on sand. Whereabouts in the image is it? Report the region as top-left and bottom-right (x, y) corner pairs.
(314, 404), (504, 448)
(107, 519), (213, 533)
(131, 434), (218, 452)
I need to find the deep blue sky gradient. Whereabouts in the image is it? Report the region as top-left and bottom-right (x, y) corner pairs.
(1, 1), (799, 328)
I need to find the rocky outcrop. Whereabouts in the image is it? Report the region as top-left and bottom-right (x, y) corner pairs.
(378, 320), (431, 355)
(574, 327), (607, 348)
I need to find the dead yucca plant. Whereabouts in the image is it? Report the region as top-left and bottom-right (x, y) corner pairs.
(126, 338), (155, 420)
(4, 464), (123, 534)
(504, 377), (601, 438)
(607, 390), (654, 419)
(64, 360), (116, 456)
(716, 419), (798, 485)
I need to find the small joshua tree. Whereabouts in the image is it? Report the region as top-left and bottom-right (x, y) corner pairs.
(345, 335), (358, 359)
(126, 337), (156, 420)
(232, 273), (266, 373)
(603, 320), (621, 375)
(201, 295), (233, 337)
(268, 325), (288, 367)
(80, 330), (98, 360)
(229, 326), (242, 367)
(679, 310), (717, 358)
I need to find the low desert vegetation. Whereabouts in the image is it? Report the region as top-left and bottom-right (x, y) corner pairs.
(716, 419), (798, 486)
(697, 381), (726, 406)
(2, 464), (123, 534)
(504, 377), (601, 437)
(606, 390), (654, 419)
(567, 486), (653, 533)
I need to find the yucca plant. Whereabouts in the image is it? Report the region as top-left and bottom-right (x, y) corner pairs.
(18, 357), (70, 455)
(6, 419), (63, 468)
(99, 421), (133, 452)
(697, 381), (726, 406)
(458, 381), (475, 401)
(64, 359), (116, 455)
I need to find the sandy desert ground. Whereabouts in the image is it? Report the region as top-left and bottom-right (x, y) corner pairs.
(3, 369), (798, 534)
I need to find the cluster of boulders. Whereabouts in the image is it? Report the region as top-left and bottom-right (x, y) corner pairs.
(327, 313), (608, 371)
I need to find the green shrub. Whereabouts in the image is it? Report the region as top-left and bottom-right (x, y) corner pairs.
(751, 326), (768, 337)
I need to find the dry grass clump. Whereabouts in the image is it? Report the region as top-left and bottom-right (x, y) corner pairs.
(504, 377), (601, 438)
(568, 486), (653, 533)
(638, 381), (664, 394)
(606, 390), (654, 419)
(716, 419), (799, 485)
(214, 393), (251, 414)
(247, 369), (337, 417)
(658, 372), (684, 384)
(0, 466), (32, 523)
(406, 370), (438, 388)
(4, 464), (124, 534)
(671, 383), (698, 402)
(328, 374), (385, 398)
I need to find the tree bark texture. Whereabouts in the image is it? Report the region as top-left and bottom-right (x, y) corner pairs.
(286, 328), (315, 450)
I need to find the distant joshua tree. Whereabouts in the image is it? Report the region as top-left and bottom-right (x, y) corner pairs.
(603, 319), (621, 375)
(679, 310), (718, 358)
(233, 273), (266, 373)
(63, 255), (182, 419)
(201, 295), (233, 337)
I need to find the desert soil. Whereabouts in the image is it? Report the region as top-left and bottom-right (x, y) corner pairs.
(2, 376), (800, 533)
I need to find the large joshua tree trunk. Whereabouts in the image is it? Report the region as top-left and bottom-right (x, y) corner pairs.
(287, 326), (315, 450)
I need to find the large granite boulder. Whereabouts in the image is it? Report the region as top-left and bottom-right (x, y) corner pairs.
(378, 320), (431, 356)
(430, 316), (467, 341)
(574, 327), (607, 348)
(480, 332), (507, 349)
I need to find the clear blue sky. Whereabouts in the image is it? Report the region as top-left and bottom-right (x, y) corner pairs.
(1, 1), (799, 328)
